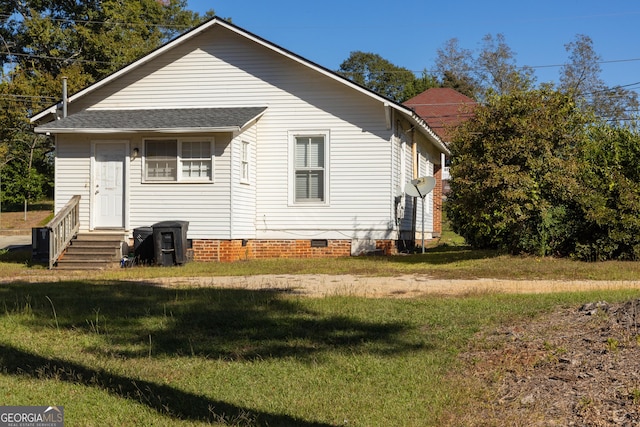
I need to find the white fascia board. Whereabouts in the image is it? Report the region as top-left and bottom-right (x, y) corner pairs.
(240, 107), (267, 129)
(34, 126), (240, 134)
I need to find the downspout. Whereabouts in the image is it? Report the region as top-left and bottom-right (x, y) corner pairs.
(412, 130), (418, 179)
(410, 126), (417, 248)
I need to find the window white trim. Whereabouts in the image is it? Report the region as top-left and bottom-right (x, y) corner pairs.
(240, 140), (250, 184)
(143, 137), (215, 183)
(288, 130), (329, 205)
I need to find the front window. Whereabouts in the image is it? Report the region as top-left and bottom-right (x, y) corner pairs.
(294, 134), (326, 202)
(181, 140), (212, 179)
(144, 138), (213, 182)
(145, 139), (177, 180)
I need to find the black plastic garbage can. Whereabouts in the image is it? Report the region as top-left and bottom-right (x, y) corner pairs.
(133, 226), (154, 264)
(152, 221), (189, 266)
(32, 227), (50, 264)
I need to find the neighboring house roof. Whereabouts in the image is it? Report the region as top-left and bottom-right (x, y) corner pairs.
(403, 88), (476, 142)
(30, 17), (448, 155)
(34, 107), (267, 134)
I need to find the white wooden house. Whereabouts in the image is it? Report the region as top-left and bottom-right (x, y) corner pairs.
(31, 17), (448, 262)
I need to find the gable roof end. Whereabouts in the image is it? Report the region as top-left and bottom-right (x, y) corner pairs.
(30, 17), (448, 154)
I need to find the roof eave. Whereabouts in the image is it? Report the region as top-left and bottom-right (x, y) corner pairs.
(396, 108), (450, 155)
(34, 126), (241, 134)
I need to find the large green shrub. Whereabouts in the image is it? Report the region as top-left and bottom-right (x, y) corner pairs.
(446, 88), (640, 259)
(572, 124), (640, 260)
(446, 88), (590, 257)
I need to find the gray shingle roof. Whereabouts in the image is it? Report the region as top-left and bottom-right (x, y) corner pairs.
(35, 107), (267, 133)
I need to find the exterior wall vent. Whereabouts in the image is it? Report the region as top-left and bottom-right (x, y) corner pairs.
(310, 239), (328, 248)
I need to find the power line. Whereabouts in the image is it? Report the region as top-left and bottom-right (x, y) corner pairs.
(0, 13), (195, 29)
(525, 57), (640, 70)
(3, 51), (123, 65)
(0, 94), (57, 100)
(3, 12), (640, 75)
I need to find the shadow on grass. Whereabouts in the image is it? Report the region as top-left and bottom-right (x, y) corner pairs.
(0, 343), (334, 426)
(385, 245), (501, 266)
(4, 280), (423, 360)
(0, 280), (425, 423)
(0, 248), (34, 265)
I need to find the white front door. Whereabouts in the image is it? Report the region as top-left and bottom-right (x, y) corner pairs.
(93, 141), (127, 228)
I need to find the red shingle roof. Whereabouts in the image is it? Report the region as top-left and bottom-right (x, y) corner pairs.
(404, 88), (476, 141)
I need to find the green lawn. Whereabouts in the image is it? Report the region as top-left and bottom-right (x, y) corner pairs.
(3, 217), (640, 425)
(6, 242), (640, 281)
(1, 276), (639, 426)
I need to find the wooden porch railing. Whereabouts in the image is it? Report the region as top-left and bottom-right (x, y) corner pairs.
(44, 195), (80, 269)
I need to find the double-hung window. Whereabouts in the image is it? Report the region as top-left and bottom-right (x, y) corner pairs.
(241, 140), (250, 183)
(144, 138), (213, 182)
(293, 132), (327, 203)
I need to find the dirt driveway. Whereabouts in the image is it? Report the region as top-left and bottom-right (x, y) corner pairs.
(147, 274), (640, 297)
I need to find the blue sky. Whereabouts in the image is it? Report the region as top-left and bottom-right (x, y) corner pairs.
(186, 0), (640, 94)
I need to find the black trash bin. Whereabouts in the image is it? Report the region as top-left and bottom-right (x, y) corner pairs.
(32, 227), (50, 264)
(133, 226), (154, 264)
(152, 221), (189, 266)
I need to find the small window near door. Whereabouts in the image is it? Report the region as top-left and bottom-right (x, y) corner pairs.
(241, 140), (250, 184)
(144, 138), (214, 182)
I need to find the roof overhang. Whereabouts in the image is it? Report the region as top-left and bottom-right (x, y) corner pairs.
(394, 107), (450, 155)
(34, 107), (267, 135)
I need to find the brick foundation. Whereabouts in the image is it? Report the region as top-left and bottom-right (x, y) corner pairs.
(191, 239), (397, 262)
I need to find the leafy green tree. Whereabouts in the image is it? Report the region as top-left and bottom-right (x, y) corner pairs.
(0, 0), (212, 209)
(402, 70), (439, 101)
(440, 70), (478, 99)
(559, 34), (639, 123)
(446, 87), (592, 256)
(338, 51), (437, 102)
(476, 33), (535, 96)
(3, 0), (209, 77)
(434, 34), (535, 100)
(434, 38), (479, 97)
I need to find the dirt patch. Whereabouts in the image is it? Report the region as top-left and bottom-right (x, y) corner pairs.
(0, 209), (51, 234)
(456, 299), (640, 426)
(145, 274), (640, 298)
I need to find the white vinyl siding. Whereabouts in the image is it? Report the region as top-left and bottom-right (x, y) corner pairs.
(54, 137), (93, 232)
(53, 23), (442, 242)
(230, 128), (257, 238)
